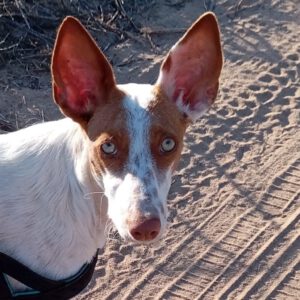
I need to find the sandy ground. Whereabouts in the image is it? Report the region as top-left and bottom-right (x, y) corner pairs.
(1, 0), (300, 299)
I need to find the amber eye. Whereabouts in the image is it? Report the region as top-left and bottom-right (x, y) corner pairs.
(160, 138), (176, 153)
(101, 142), (117, 155)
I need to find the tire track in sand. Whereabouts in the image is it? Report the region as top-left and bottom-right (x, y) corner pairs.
(218, 207), (300, 300)
(156, 212), (268, 300)
(215, 159), (300, 299)
(264, 260), (300, 300)
(156, 158), (300, 300)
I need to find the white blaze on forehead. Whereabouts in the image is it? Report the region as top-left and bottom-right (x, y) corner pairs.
(119, 83), (153, 166)
(119, 83), (154, 109)
(119, 83), (157, 192)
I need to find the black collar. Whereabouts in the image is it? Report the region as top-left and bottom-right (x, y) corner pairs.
(0, 250), (98, 299)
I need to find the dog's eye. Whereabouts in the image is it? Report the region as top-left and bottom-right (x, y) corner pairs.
(101, 142), (117, 155)
(160, 138), (176, 153)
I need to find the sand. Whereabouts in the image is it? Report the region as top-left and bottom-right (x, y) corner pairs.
(1, 0), (299, 299)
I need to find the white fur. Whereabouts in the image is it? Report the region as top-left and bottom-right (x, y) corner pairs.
(174, 90), (209, 122)
(0, 119), (107, 292)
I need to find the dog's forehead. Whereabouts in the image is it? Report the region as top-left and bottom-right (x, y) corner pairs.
(116, 83), (187, 150)
(87, 83), (155, 142)
(118, 83), (155, 110)
(119, 83), (153, 166)
(118, 83), (185, 131)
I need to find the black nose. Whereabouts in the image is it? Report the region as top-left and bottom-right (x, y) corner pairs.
(129, 218), (161, 241)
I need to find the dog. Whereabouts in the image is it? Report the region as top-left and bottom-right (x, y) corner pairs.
(0, 12), (222, 298)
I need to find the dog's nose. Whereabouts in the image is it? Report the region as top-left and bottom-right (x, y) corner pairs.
(129, 218), (161, 241)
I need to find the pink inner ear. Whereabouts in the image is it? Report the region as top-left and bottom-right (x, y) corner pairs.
(56, 58), (103, 114)
(157, 13), (222, 121)
(171, 58), (206, 109)
(161, 47), (214, 112)
(52, 17), (116, 122)
(55, 85), (98, 115)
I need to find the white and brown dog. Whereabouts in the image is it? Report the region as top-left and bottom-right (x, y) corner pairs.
(0, 12), (222, 297)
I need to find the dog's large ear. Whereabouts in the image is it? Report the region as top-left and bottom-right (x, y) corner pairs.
(156, 12), (223, 122)
(51, 17), (116, 124)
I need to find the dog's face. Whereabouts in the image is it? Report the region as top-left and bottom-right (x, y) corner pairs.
(86, 83), (187, 242)
(51, 13), (222, 243)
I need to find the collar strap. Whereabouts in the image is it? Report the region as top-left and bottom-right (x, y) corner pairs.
(0, 250), (98, 299)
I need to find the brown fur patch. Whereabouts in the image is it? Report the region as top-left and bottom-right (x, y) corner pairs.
(149, 86), (188, 171)
(88, 88), (129, 176)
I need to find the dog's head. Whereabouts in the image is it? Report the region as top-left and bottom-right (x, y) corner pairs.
(51, 13), (222, 243)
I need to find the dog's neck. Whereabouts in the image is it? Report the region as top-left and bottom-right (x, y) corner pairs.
(0, 119), (107, 289)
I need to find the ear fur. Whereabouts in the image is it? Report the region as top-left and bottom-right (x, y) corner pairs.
(157, 12), (223, 122)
